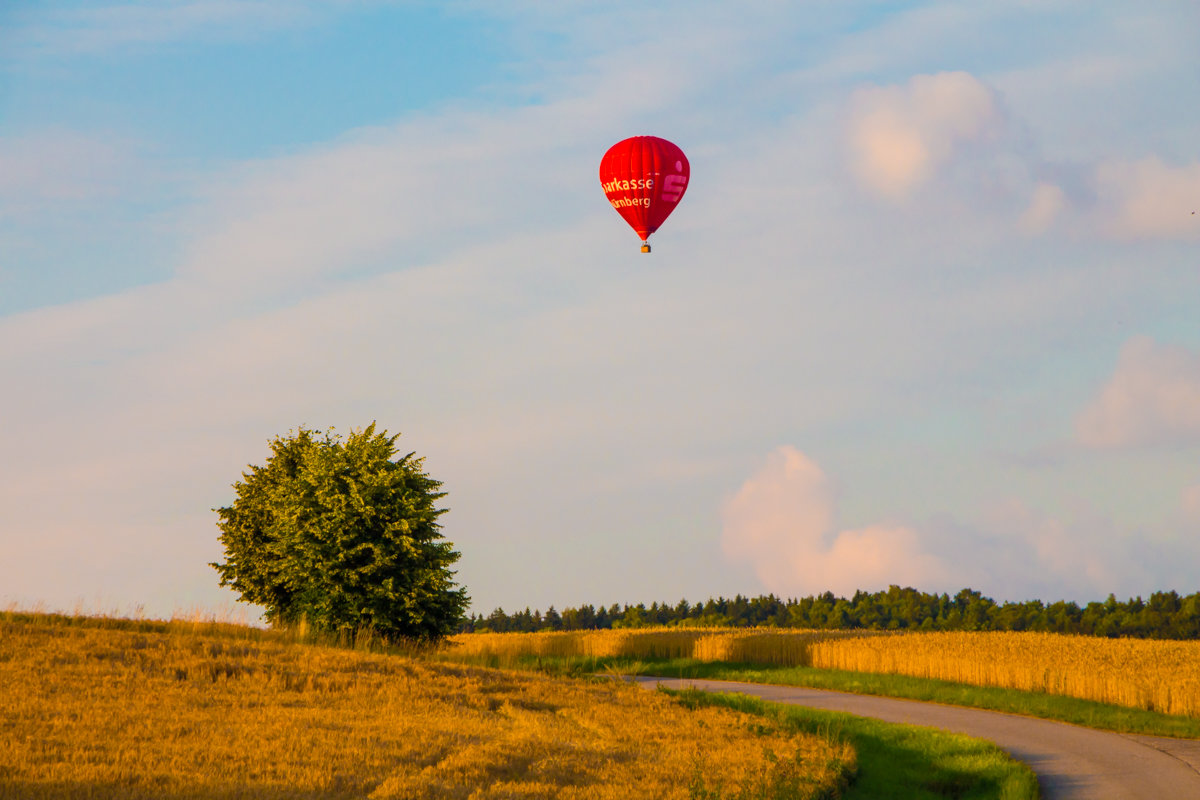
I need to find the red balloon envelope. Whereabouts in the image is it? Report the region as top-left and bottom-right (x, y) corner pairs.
(599, 136), (690, 252)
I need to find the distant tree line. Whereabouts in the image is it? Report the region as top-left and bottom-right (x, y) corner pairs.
(460, 586), (1200, 640)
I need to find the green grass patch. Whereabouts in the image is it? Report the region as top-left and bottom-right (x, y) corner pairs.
(669, 688), (1040, 800)
(652, 660), (1200, 739)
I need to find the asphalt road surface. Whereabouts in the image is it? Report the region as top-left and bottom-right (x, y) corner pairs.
(631, 676), (1200, 800)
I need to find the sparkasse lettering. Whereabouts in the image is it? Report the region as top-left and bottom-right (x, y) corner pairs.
(601, 177), (654, 194)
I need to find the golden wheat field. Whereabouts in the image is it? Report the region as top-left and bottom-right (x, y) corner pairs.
(446, 628), (878, 665)
(449, 627), (1200, 717)
(0, 613), (852, 799)
(810, 630), (1200, 717)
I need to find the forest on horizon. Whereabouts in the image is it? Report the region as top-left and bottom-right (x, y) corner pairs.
(461, 586), (1200, 640)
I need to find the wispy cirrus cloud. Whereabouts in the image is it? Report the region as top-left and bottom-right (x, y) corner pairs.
(0, 130), (140, 216)
(4, 1), (315, 56)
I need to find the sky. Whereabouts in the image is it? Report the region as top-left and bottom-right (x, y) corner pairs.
(2, 1), (1199, 622)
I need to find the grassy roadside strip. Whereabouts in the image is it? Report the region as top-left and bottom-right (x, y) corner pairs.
(667, 687), (1040, 800)
(434, 653), (1200, 738)
(649, 660), (1200, 739)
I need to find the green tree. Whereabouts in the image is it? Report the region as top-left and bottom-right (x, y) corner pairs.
(211, 423), (469, 641)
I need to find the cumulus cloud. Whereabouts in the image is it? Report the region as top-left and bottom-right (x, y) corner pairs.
(1093, 157), (1200, 240)
(845, 71), (1200, 241)
(846, 71), (1002, 199)
(1181, 485), (1200, 521)
(1018, 181), (1066, 234)
(1076, 336), (1200, 448)
(721, 447), (950, 596)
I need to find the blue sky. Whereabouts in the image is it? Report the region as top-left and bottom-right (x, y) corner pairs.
(2, 1), (1199, 621)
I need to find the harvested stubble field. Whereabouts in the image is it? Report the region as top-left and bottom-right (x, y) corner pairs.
(449, 627), (1200, 717)
(0, 612), (852, 799)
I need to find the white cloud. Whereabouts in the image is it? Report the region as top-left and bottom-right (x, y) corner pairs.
(1012, 156), (1200, 243)
(1181, 485), (1200, 522)
(720, 447), (950, 596)
(1076, 336), (1200, 448)
(1094, 157), (1200, 240)
(1018, 181), (1066, 234)
(846, 71), (1002, 199)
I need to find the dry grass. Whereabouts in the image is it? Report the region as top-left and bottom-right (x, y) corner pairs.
(0, 613), (852, 799)
(450, 627), (1200, 717)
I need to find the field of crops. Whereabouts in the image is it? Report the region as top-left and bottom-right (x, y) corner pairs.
(811, 630), (1200, 717)
(0, 613), (852, 799)
(447, 627), (878, 664)
(448, 627), (1200, 717)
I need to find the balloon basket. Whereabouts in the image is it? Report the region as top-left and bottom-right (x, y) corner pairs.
(640, 243), (651, 253)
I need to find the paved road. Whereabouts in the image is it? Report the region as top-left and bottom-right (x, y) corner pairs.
(631, 677), (1200, 800)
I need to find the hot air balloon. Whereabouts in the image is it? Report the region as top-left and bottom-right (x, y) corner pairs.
(599, 136), (690, 252)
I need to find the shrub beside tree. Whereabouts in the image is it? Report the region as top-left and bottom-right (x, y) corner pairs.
(212, 423), (468, 641)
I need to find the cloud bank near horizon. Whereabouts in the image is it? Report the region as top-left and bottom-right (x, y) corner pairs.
(721, 445), (1200, 603)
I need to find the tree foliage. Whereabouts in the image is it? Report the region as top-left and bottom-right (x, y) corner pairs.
(212, 424), (468, 641)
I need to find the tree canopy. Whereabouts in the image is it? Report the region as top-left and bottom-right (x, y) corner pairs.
(212, 423), (468, 641)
